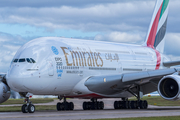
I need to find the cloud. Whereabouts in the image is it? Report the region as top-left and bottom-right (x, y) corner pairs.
(0, 0), (154, 8)
(164, 33), (180, 56)
(0, 32), (29, 72)
(0, 1), (155, 32)
(94, 31), (145, 44)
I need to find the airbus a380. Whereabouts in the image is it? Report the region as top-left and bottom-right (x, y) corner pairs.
(0, 0), (179, 113)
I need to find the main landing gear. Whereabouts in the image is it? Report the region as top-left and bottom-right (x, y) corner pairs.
(114, 98), (148, 109)
(57, 97), (74, 111)
(114, 86), (148, 110)
(83, 98), (104, 110)
(21, 97), (35, 113)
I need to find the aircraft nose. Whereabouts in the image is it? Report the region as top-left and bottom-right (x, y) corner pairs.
(6, 66), (24, 92)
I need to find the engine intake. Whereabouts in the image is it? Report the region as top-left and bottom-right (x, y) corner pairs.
(0, 81), (10, 103)
(158, 75), (180, 101)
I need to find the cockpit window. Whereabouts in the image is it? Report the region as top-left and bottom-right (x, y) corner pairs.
(13, 58), (36, 63)
(26, 58), (32, 63)
(13, 59), (18, 62)
(30, 58), (36, 63)
(19, 58), (26, 62)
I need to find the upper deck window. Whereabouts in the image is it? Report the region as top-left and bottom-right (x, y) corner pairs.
(19, 58), (26, 62)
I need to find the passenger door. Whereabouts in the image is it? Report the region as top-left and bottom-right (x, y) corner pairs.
(47, 61), (54, 76)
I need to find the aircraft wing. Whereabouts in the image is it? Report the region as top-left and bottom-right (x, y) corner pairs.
(163, 61), (180, 67)
(85, 68), (177, 95)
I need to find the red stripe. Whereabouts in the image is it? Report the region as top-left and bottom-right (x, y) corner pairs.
(154, 49), (161, 70)
(147, 3), (163, 48)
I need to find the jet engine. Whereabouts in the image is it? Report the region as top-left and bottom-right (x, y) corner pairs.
(158, 75), (180, 101)
(0, 81), (10, 103)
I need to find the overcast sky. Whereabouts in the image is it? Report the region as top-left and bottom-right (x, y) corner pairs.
(0, 0), (180, 72)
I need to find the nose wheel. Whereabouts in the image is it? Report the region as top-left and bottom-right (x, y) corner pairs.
(21, 97), (35, 113)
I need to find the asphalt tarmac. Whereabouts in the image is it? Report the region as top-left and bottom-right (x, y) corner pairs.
(1, 98), (180, 120)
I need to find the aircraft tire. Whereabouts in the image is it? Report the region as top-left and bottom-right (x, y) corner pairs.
(130, 101), (136, 109)
(143, 100), (148, 109)
(69, 102), (74, 110)
(57, 102), (61, 111)
(28, 104), (35, 113)
(83, 102), (87, 110)
(22, 104), (28, 113)
(100, 101), (104, 110)
(114, 101), (118, 109)
(139, 100), (144, 109)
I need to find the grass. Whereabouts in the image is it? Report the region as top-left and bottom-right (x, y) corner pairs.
(130, 96), (180, 106)
(93, 116), (180, 120)
(0, 98), (54, 105)
(0, 105), (56, 112)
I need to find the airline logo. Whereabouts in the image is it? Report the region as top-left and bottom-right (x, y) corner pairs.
(61, 47), (103, 67)
(147, 0), (169, 48)
(51, 46), (59, 55)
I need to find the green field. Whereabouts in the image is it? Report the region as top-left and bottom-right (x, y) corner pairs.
(0, 105), (56, 112)
(130, 96), (180, 106)
(0, 98), (54, 105)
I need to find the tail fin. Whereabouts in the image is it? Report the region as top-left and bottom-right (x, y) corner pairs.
(144, 0), (169, 53)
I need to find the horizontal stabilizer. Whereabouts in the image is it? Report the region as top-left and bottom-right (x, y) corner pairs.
(163, 61), (180, 67)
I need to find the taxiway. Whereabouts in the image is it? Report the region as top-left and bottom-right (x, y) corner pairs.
(1, 98), (180, 120)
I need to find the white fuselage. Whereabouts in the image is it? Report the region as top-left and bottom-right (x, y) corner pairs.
(6, 37), (170, 98)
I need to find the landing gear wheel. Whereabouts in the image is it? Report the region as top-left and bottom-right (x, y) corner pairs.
(122, 101), (128, 109)
(64, 102), (68, 110)
(100, 101), (104, 110)
(83, 102), (87, 110)
(22, 104), (28, 113)
(57, 102), (61, 111)
(139, 100), (144, 109)
(114, 101), (119, 109)
(130, 101), (136, 109)
(28, 104), (35, 113)
(69, 102), (74, 110)
(143, 100), (148, 109)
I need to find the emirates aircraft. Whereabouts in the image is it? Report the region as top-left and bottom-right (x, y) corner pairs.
(0, 0), (178, 113)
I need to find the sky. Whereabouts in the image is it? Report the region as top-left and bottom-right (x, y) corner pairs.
(0, 0), (180, 72)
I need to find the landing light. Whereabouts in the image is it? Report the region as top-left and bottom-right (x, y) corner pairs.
(104, 78), (106, 82)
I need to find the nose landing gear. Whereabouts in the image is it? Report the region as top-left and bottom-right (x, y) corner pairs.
(21, 97), (35, 113)
(20, 92), (35, 113)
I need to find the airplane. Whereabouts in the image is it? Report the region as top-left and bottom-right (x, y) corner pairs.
(0, 0), (179, 113)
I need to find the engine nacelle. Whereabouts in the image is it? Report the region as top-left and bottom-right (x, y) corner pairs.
(0, 81), (10, 103)
(158, 75), (180, 101)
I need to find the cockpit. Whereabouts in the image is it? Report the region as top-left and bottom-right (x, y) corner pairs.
(12, 58), (36, 63)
